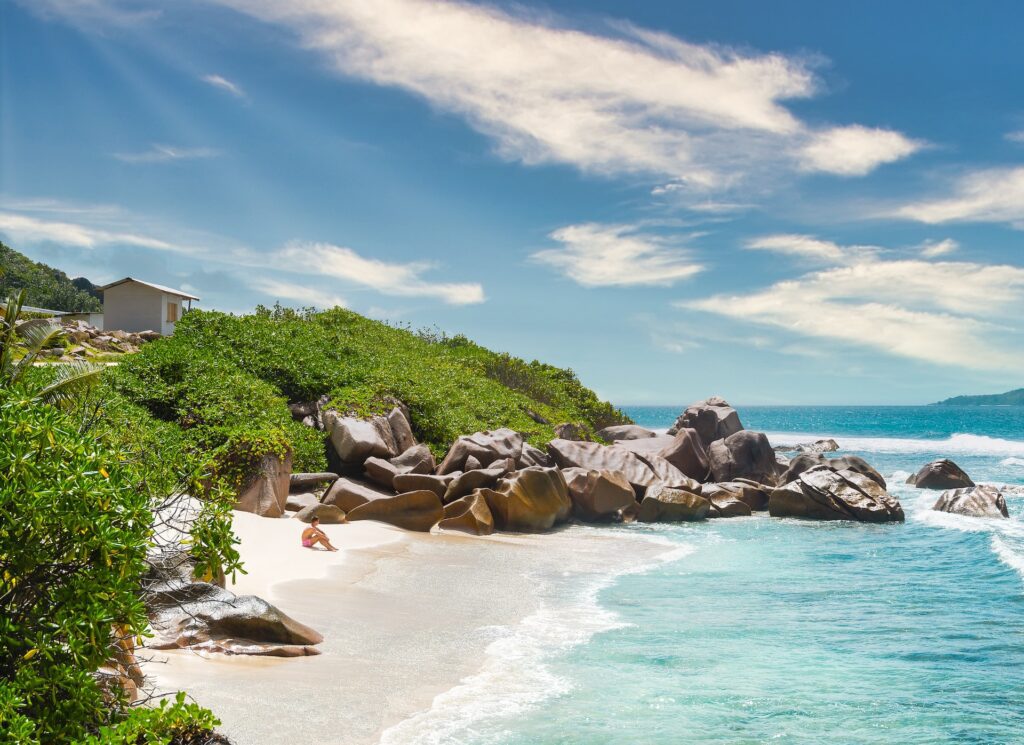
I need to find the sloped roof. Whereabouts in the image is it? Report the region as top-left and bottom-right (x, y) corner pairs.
(98, 277), (200, 301)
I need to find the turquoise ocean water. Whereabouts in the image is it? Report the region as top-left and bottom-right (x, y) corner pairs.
(385, 406), (1024, 744)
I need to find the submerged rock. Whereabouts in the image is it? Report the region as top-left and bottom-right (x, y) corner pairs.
(768, 465), (904, 523)
(636, 484), (710, 523)
(907, 459), (975, 490)
(480, 467), (572, 531)
(933, 485), (1008, 518)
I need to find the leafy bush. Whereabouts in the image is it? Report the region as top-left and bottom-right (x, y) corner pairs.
(0, 241), (101, 313)
(76, 692), (227, 745)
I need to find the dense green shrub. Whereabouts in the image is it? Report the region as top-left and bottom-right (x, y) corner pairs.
(76, 692), (227, 745)
(0, 386), (151, 743)
(0, 241), (101, 313)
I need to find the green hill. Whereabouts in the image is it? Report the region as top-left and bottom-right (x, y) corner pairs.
(0, 240), (102, 312)
(932, 388), (1024, 406)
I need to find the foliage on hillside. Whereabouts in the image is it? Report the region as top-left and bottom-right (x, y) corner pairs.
(110, 305), (630, 464)
(932, 387), (1024, 406)
(0, 241), (102, 313)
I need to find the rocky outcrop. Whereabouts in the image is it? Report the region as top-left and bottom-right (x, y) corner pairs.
(294, 504), (347, 524)
(768, 465), (904, 523)
(393, 472), (457, 499)
(933, 485), (1008, 518)
(708, 431), (780, 485)
(667, 397), (743, 448)
(437, 429), (524, 474)
(547, 439), (663, 492)
(907, 459), (975, 490)
(656, 428), (710, 482)
(561, 468), (637, 522)
(321, 477), (394, 512)
(443, 465), (509, 503)
(480, 467), (572, 531)
(780, 453), (886, 489)
(391, 444), (436, 474)
(436, 492), (495, 535)
(324, 411), (398, 466)
(289, 472), (339, 493)
(518, 443), (553, 468)
(636, 485), (710, 523)
(345, 490), (444, 532)
(146, 551), (322, 657)
(596, 424), (657, 441)
(234, 450), (292, 518)
(387, 406), (417, 453)
(702, 481), (765, 514)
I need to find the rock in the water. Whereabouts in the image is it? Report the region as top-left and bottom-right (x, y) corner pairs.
(596, 424), (656, 441)
(554, 422), (590, 441)
(768, 465), (904, 523)
(480, 467), (572, 531)
(656, 427), (710, 482)
(437, 429), (524, 474)
(561, 468), (637, 522)
(393, 472), (456, 499)
(721, 479), (772, 511)
(708, 431), (780, 485)
(345, 490), (444, 532)
(234, 450), (292, 518)
(443, 466), (507, 503)
(285, 492), (320, 513)
(289, 472), (339, 493)
(294, 504), (347, 524)
(702, 482), (763, 515)
(780, 453), (886, 489)
(387, 406), (417, 453)
(324, 411), (398, 465)
(547, 439), (662, 492)
(321, 477), (394, 512)
(933, 485), (1008, 518)
(907, 459), (975, 489)
(667, 398), (743, 448)
(636, 485), (710, 523)
(145, 551), (322, 657)
(436, 492), (495, 535)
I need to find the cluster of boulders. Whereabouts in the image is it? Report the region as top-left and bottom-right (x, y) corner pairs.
(41, 320), (161, 360)
(906, 458), (1010, 519)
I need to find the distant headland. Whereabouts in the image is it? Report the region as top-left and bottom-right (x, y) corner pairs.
(932, 388), (1024, 406)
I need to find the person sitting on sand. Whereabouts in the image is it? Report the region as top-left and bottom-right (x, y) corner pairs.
(301, 517), (338, 552)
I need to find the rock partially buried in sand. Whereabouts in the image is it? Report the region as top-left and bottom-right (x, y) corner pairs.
(286, 492), (321, 513)
(769, 465), (904, 523)
(146, 551), (322, 657)
(393, 472), (457, 499)
(596, 424), (657, 441)
(908, 459), (975, 490)
(561, 468), (638, 522)
(708, 431), (781, 486)
(480, 467), (572, 531)
(436, 492), (495, 535)
(933, 485), (1008, 518)
(437, 429), (524, 474)
(234, 450), (292, 518)
(345, 490), (444, 532)
(294, 504), (347, 524)
(636, 484), (710, 523)
(321, 476), (394, 512)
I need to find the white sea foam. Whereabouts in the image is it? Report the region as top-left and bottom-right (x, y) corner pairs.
(1002, 457), (1024, 468)
(762, 431), (1024, 457)
(378, 536), (693, 745)
(992, 536), (1024, 581)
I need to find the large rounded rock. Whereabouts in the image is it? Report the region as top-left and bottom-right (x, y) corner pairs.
(667, 398), (743, 448)
(596, 425), (657, 441)
(286, 492), (321, 513)
(391, 444), (436, 474)
(289, 472), (339, 493)
(387, 406), (417, 453)
(443, 466), (509, 503)
(933, 485), (1008, 518)
(547, 439), (660, 492)
(636, 485), (710, 523)
(393, 472), (457, 499)
(436, 492), (495, 535)
(769, 465), (904, 523)
(517, 443), (553, 468)
(324, 412), (398, 465)
(346, 490), (444, 532)
(702, 482), (761, 516)
(321, 477), (395, 512)
(708, 431), (780, 485)
(437, 429), (524, 474)
(234, 450), (292, 518)
(780, 453), (886, 489)
(907, 459), (975, 490)
(561, 468), (637, 522)
(294, 503), (346, 524)
(480, 467), (572, 532)
(656, 427), (710, 481)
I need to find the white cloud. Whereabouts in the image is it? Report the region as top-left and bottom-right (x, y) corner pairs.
(201, 74), (246, 98)
(532, 223), (703, 287)
(891, 166), (1024, 227)
(683, 247), (1024, 371)
(1006, 130), (1024, 144)
(113, 144), (221, 164)
(0, 211), (176, 251)
(249, 278), (347, 309)
(798, 125), (923, 176)
(273, 241), (485, 305)
(918, 238), (958, 258)
(745, 234), (846, 261)
(206, 0), (919, 188)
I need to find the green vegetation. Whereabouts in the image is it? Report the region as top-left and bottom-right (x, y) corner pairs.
(932, 388), (1024, 406)
(0, 241), (101, 313)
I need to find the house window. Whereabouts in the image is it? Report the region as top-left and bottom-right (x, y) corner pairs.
(166, 302), (178, 323)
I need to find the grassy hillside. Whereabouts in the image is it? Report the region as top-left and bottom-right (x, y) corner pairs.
(933, 388), (1024, 406)
(0, 240), (102, 312)
(106, 304), (631, 477)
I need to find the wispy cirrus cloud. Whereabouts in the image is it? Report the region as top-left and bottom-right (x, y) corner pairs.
(249, 278), (348, 309)
(272, 241), (485, 305)
(1005, 130), (1024, 144)
(0, 211), (176, 251)
(918, 238), (959, 258)
(745, 234), (846, 262)
(532, 223), (703, 287)
(890, 166), (1024, 227)
(113, 144), (221, 164)
(204, 0), (921, 191)
(683, 236), (1024, 371)
(201, 73), (246, 98)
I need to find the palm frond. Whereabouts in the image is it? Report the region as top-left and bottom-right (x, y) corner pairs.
(35, 361), (105, 405)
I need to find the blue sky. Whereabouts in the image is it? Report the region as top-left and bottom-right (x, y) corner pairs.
(2, 0), (1023, 405)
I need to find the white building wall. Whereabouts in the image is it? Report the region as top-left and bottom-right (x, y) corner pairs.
(102, 283), (163, 334)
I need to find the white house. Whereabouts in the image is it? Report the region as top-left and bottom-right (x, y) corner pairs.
(98, 278), (199, 335)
